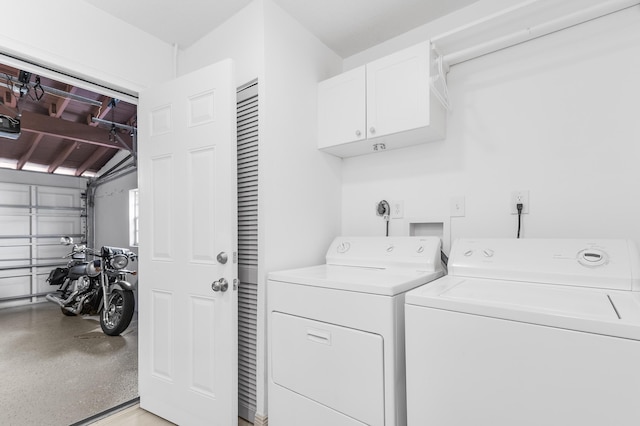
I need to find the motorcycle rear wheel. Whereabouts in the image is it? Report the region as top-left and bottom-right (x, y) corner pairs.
(100, 289), (135, 336)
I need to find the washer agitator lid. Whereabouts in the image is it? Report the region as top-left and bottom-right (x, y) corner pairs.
(406, 238), (640, 340)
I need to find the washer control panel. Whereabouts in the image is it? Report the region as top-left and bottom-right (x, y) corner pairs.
(448, 239), (640, 292)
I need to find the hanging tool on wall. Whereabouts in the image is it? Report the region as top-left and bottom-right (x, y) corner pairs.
(376, 200), (391, 237)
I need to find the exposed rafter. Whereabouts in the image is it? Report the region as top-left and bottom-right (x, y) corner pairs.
(48, 141), (78, 173)
(0, 63), (136, 176)
(75, 146), (111, 177)
(20, 111), (133, 150)
(17, 134), (44, 170)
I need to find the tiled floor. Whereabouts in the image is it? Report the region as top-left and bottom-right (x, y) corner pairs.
(91, 405), (174, 425)
(91, 404), (253, 426)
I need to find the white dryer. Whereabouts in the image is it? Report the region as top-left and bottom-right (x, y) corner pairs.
(268, 236), (444, 426)
(405, 239), (640, 426)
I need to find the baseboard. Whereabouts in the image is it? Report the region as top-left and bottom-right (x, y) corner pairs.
(253, 413), (268, 426)
(70, 397), (140, 426)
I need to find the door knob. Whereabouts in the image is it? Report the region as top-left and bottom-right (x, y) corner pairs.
(217, 252), (228, 264)
(211, 278), (229, 292)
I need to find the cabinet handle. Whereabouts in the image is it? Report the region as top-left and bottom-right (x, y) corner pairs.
(355, 130), (361, 137)
(369, 127), (376, 134)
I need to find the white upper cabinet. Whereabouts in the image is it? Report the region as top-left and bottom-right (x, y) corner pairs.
(318, 66), (366, 149)
(318, 41), (446, 157)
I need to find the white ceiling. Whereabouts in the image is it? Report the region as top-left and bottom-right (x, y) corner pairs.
(84, 0), (479, 57)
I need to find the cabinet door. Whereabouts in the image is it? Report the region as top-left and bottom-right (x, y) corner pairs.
(317, 66), (366, 149)
(366, 42), (429, 139)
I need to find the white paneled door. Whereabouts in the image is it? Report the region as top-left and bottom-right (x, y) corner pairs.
(137, 60), (238, 425)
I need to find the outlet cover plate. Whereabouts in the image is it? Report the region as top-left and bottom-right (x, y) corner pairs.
(511, 190), (529, 214)
(390, 200), (404, 219)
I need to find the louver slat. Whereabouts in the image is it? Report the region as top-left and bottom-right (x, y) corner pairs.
(237, 83), (258, 422)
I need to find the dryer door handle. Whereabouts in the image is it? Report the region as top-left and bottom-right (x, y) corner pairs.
(307, 328), (331, 345)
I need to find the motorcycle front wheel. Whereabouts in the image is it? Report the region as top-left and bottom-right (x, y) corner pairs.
(100, 289), (135, 336)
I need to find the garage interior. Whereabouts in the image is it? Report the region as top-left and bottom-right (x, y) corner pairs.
(0, 62), (140, 425)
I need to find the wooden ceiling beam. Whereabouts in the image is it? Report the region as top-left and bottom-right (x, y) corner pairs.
(20, 110), (133, 150)
(48, 141), (78, 173)
(75, 146), (110, 176)
(49, 85), (77, 118)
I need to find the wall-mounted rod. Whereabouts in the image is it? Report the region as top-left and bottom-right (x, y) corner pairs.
(432, 0), (543, 43)
(436, 0), (640, 67)
(91, 117), (137, 132)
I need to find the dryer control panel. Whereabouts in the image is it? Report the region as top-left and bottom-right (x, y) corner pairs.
(326, 236), (442, 272)
(448, 239), (640, 292)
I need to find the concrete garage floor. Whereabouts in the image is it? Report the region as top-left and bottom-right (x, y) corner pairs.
(0, 302), (138, 426)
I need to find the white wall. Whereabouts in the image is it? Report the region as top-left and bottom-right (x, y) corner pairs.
(91, 150), (137, 251)
(261, 0), (343, 273)
(92, 171), (137, 251)
(343, 0), (517, 70)
(0, 0), (173, 96)
(341, 7), (640, 253)
(179, 0), (265, 87)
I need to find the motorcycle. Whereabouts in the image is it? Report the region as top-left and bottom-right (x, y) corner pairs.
(46, 237), (137, 336)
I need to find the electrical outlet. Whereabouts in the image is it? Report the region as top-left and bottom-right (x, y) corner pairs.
(511, 190), (529, 214)
(390, 201), (404, 219)
(450, 196), (465, 217)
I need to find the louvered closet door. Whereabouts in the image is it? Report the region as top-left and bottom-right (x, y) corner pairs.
(237, 82), (258, 422)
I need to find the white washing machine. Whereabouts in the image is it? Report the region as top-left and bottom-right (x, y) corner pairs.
(405, 238), (640, 426)
(268, 236), (444, 426)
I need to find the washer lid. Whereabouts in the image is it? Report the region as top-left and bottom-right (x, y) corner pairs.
(406, 276), (640, 340)
(268, 264), (444, 296)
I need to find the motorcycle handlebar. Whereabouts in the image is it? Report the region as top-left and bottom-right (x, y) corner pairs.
(63, 246), (136, 260)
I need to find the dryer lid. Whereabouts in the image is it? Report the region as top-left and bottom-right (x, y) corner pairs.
(268, 236), (444, 295)
(269, 264), (443, 296)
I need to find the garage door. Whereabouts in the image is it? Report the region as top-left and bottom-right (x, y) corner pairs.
(0, 182), (85, 308)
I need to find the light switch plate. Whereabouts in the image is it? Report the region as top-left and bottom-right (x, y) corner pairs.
(450, 196), (465, 217)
